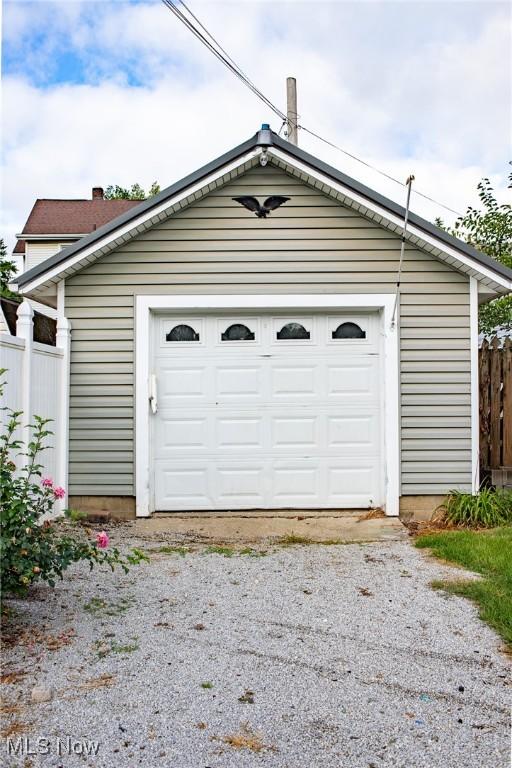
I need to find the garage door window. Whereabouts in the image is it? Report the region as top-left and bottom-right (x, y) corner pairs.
(332, 322), (366, 340)
(276, 322), (311, 340)
(221, 323), (255, 341)
(166, 324), (200, 342)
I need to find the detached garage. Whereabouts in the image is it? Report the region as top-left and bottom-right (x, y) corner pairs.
(17, 126), (512, 518)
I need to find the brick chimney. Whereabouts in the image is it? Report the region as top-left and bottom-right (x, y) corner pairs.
(92, 187), (104, 200)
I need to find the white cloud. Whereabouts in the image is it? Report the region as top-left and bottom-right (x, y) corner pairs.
(2, 0), (510, 264)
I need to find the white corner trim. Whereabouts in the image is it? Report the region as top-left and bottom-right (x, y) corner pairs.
(135, 296), (151, 517)
(135, 293), (400, 518)
(56, 279), (72, 513)
(470, 277), (480, 493)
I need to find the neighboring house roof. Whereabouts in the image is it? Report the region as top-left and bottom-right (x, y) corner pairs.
(19, 197), (140, 236)
(14, 239), (25, 253)
(17, 127), (512, 296)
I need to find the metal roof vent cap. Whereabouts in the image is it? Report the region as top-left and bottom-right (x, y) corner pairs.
(257, 123), (272, 147)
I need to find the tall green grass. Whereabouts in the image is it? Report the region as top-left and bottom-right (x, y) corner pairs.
(416, 527), (512, 648)
(436, 488), (512, 528)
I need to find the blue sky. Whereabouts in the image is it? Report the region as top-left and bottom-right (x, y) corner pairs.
(2, 0), (511, 254)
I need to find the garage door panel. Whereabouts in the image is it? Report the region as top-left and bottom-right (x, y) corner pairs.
(216, 365), (263, 399)
(327, 414), (379, 450)
(152, 311), (382, 510)
(327, 463), (379, 506)
(273, 461), (320, 503)
(159, 365), (206, 403)
(217, 417), (263, 448)
(327, 361), (378, 397)
(271, 365), (317, 397)
(216, 465), (266, 506)
(156, 417), (208, 450)
(155, 464), (212, 508)
(272, 416), (318, 449)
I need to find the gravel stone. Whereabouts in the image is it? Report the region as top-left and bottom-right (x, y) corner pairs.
(30, 685), (53, 704)
(1, 528), (510, 768)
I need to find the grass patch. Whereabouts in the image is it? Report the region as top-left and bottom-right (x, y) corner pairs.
(84, 596), (135, 617)
(238, 547), (267, 557)
(64, 508), (88, 523)
(277, 533), (313, 546)
(203, 545), (235, 557)
(201, 681), (213, 689)
(204, 546), (267, 557)
(111, 639), (139, 654)
(152, 545), (189, 557)
(416, 527), (512, 648)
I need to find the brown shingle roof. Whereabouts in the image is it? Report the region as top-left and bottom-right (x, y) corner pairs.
(14, 239), (25, 253)
(20, 198), (140, 236)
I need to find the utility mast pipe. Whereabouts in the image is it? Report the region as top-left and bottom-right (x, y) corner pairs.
(286, 77), (298, 146)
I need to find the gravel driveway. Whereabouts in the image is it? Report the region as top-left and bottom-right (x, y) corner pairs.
(1, 527), (510, 768)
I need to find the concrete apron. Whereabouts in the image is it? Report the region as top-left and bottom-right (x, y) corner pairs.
(135, 510), (407, 544)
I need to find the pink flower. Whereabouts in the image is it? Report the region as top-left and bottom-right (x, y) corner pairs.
(42, 477), (53, 488)
(53, 486), (66, 499)
(96, 531), (109, 549)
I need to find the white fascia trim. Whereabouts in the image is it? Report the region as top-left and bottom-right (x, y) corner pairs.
(20, 150), (261, 294)
(135, 293), (400, 518)
(268, 148), (512, 292)
(21, 144), (511, 295)
(57, 280), (65, 319)
(470, 277), (480, 493)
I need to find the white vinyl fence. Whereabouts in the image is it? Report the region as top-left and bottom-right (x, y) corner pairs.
(1, 301), (70, 507)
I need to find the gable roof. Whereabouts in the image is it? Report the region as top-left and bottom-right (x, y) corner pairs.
(17, 128), (512, 296)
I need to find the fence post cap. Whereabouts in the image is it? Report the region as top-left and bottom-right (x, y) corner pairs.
(17, 300), (34, 319)
(56, 316), (71, 332)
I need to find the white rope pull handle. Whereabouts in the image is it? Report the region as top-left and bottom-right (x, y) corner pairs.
(391, 175), (415, 328)
(149, 373), (158, 414)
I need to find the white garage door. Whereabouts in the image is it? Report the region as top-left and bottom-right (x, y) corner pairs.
(151, 312), (382, 510)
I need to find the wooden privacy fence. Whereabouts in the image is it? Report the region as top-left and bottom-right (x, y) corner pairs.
(479, 337), (512, 470)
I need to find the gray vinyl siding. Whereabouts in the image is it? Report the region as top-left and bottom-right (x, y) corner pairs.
(65, 164), (471, 497)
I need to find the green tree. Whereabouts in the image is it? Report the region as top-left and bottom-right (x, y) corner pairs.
(436, 166), (512, 335)
(104, 182), (160, 200)
(0, 238), (18, 299)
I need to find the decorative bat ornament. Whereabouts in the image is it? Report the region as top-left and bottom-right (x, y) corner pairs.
(232, 195), (290, 218)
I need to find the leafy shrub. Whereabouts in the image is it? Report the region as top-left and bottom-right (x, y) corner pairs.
(435, 488), (512, 528)
(0, 374), (147, 597)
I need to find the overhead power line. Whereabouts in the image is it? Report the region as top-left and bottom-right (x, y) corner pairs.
(160, 0), (463, 218)
(299, 126), (462, 216)
(161, 0), (286, 122)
